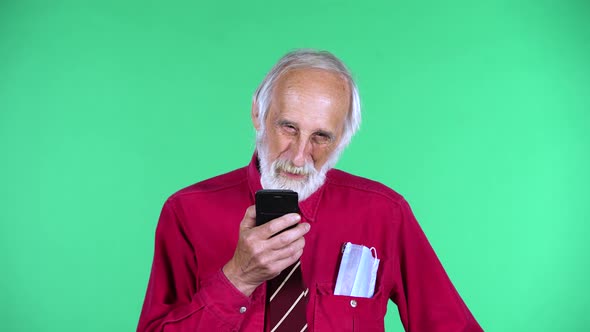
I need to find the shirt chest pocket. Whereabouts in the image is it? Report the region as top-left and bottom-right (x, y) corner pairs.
(312, 282), (387, 332)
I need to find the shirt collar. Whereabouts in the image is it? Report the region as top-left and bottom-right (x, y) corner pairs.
(247, 152), (324, 223)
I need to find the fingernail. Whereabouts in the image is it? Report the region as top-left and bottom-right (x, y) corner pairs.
(304, 223), (311, 231)
(292, 214), (301, 222)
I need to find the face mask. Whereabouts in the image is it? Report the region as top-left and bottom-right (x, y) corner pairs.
(334, 242), (380, 298)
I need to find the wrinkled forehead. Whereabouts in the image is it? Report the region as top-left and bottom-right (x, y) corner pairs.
(273, 68), (351, 98)
(269, 68), (351, 124)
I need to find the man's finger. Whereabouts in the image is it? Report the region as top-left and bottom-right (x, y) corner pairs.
(267, 222), (310, 249)
(272, 248), (305, 274)
(269, 237), (306, 261)
(240, 205), (257, 230)
(261, 213), (302, 238)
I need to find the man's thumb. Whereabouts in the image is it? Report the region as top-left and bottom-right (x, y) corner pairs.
(241, 205), (257, 229)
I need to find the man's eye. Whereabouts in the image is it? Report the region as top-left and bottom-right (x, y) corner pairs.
(282, 124), (298, 134)
(312, 133), (331, 145)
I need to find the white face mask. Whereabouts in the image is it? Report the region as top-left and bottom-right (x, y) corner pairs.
(334, 242), (380, 298)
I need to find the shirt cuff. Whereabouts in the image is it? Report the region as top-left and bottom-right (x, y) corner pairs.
(197, 269), (255, 329)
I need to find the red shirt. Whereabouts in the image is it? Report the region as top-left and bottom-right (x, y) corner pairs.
(137, 154), (483, 331)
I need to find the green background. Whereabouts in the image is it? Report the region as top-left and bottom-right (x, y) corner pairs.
(1, 0), (588, 331)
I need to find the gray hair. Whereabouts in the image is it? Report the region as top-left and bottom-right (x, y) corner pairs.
(253, 49), (361, 148)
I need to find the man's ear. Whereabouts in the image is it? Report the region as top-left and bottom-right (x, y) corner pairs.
(251, 99), (261, 131)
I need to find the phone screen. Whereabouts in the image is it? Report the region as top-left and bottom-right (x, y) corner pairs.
(255, 189), (300, 227)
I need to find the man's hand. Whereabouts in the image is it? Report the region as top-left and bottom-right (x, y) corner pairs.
(222, 205), (311, 296)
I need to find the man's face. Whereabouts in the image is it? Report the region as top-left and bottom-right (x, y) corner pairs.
(253, 68), (351, 201)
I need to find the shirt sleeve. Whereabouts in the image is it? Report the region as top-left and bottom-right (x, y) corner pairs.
(137, 198), (253, 332)
(391, 199), (484, 332)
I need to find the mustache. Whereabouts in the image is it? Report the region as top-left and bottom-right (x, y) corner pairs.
(273, 158), (315, 177)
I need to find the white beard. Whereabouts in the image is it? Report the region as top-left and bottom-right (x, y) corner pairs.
(256, 131), (344, 202)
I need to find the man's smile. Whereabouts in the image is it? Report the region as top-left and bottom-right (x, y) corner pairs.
(279, 170), (308, 180)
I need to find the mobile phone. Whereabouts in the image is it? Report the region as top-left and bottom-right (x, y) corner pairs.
(255, 190), (300, 229)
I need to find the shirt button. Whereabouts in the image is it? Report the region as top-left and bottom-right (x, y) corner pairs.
(350, 300), (357, 308)
(239, 306), (247, 314)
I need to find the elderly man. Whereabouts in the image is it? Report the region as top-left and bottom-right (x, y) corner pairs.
(137, 50), (483, 331)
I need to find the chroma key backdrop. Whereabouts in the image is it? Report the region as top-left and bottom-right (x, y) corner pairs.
(1, 1), (589, 331)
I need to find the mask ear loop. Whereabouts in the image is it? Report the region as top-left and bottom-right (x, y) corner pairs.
(368, 247), (380, 298)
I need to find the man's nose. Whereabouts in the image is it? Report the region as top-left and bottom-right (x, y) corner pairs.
(291, 136), (312, 167)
